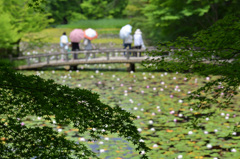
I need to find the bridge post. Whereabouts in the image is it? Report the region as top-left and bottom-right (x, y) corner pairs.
(66, 53), (69, 61)
(55, 55), (58, 61)
(127, 51), (130, 60)
(38, 57), (41, 63)
(127, 63), (135, 72)
(47, 56), (50, 64)
(107, 52), (109, 60)
(27, 58), (30, 66)
(85, 52), (89, 61)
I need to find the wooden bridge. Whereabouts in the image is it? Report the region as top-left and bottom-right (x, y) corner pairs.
(12, 48), (157, 71)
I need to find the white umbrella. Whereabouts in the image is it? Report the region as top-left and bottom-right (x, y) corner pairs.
(84, 28), (98, 40)
(119, 24), (132, 39)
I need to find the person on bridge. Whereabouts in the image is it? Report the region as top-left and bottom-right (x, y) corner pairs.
(83, 38), (95, 59)
(83, 38), (95, 50)
(60, 32), (69, 60)
(123, 34), (132, 56)
(133, 29), (145, 57)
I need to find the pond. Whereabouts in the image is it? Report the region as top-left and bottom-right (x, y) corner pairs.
(20, 64), (240, 159)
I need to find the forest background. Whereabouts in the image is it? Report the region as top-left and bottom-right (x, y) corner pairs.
(1, 0), (239, 57)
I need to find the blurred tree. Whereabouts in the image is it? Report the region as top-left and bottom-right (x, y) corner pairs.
(45, 0), (128, 25)
(132, 0), (240, 44)
(80, 0), (128, 19)
(0, 0), (52, 57)
(45, 0), (84, 25)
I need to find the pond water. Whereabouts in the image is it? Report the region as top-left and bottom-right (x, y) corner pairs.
(21, 64), (240, 159)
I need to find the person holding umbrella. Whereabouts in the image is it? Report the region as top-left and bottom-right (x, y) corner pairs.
(119, 24), (132, 56)
(83, 28), (98, 50)
(123, 34), (132, 55)
(69, 29), (84, 59)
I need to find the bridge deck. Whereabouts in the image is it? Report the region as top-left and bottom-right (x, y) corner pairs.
(17, 56), (148, 70)
(12, 48), (156, 70)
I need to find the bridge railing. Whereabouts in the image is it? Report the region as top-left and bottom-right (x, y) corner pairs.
(11, 48), (156, 66)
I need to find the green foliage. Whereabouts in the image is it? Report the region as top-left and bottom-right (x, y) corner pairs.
(0, 64), (150, 158)
(45, 0), (83, 25)
(57, 19), (130, 29)
(80, 0), (128, 19)
(45, 0), (128, 25)
(0, 0), (52, 57)
(144, 14), (240, 130)
(131, 0), (240, 44)
(142, 14), (240, 158)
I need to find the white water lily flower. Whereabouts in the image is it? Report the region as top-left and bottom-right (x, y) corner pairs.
(178, 155), (183, 159)
(100, 149), (105, 153)
(140, 151), (145, 155)
(188, 131), (193, 135)
(207, 144), (212, 149)
(231, 149), (237, 152)
(153, 144), (158, 148)
(150, 128), (155, 131)
(79, 138), (85, 141)
(149, 120), (153, 124)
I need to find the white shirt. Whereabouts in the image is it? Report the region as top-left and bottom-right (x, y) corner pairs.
(60, 35), (68, 47)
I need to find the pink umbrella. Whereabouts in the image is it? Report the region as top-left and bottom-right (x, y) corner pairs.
(84, 28), (98, 40)
(69, 29), (84, 42)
